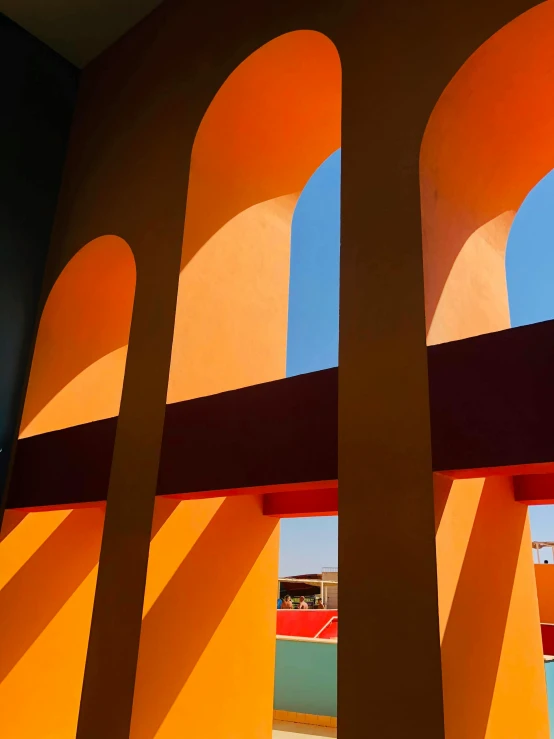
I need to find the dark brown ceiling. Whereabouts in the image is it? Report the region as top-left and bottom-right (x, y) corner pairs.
(0, 0), (164, 67)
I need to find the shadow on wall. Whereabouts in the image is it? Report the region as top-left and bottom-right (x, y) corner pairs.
(0, 501), (179, 737)
(19, 235), (136, 438)
(130, 496), (279, 739)
(167, 30), (341, 404)
(421, 2), (554, 346)
(436, 475), (547, 738)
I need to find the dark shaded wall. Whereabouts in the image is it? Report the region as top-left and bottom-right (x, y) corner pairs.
(0, 14), (78, 506)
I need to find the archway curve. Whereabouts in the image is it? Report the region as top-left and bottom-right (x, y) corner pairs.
(167, 29), (342, 403)
(181, 29), (342, 270)
(421, 1), (554, 345)
(20, 235), (136, 437)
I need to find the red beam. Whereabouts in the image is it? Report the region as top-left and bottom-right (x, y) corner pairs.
(263, 485), (338, 518)
(514, 474), (554, 505)
(442, 462), (554, 481)
(11, 319), (554, 511)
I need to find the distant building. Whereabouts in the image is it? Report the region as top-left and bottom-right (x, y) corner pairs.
(322, 567), (338, 609)
(279, 568), (338, 608)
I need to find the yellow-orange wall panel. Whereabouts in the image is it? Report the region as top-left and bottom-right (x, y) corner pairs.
(168, 195), (297, 402)
(436, 475), (548, 739)
(130, 496), (279, 739)
(0, 508), (104, 738)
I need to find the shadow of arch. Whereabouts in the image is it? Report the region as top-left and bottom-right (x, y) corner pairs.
(440, 478), (528, 739)
(0, 501), (179, 733)
(421, 1), (554, 344)
(181, 30), (341, 270)
(130, 496), (278, 739)
(167, 30), (341, 404)
(129, 28), (341, 738)
(20, 235), (136, 436)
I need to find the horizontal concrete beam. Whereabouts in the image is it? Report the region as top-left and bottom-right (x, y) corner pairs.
(8, 319), (554, 510)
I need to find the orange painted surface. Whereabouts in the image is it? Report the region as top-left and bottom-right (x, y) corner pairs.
(20, 235), (135, 436)
(0, 507), (104, 737)
(167, 195), (297, 402)
(181, 31), (341, 271)
(168, 31), (340, 402)
(421, 2), (554, 344)
(425, 11), (554, 731)
(436, 475), (549, 738)
(2, 33), (339, 736)
(130, 495), (279, 739)
(17, 32), (341, 435)
(535, 564), (554, 624)
(0, 502), (183, 738)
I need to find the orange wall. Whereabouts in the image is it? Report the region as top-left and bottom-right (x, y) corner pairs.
(421, 2), (554, 344)
(424, 8), (552, 735)
(0, 507), (104, 737)
(3, 31), (339, 738)
(436, 475), (549, 738)
(167, 194), (298, 403)
(180, 31), (341, 271)
(0, 501), (188, 737)
(535, 564), (554, 624)
(130, 495), (279, 739)
(16, 31), (342, 434)
(20, 235), (135, 436)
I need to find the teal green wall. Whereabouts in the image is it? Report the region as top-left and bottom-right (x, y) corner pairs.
(274, 638), (337, 717)
(546, 662), (554, 738)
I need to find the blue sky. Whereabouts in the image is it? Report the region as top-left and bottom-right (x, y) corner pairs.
(506, 169), (554, 561)
(279, 150), (340, 576)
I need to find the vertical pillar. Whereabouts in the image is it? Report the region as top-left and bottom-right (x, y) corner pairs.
(337, 32), (445, 739)
(76, 243), (182, 739)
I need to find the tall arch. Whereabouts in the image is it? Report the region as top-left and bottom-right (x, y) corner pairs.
(166, 30), (341, 403)
(20, 235), (136, 436)
(421, 5), (552, 738)
(130, 31), (341, 739)
(0, 235), (135, 738)
(421, 1), (554, 346)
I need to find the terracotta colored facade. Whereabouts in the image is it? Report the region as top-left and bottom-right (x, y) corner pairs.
(1, 1), (554, 738)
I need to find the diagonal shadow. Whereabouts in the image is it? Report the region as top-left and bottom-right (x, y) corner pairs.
(0, 500), (178, 685)
(150, 498), (180, 539)
(130, 495), (278, 739)
(440, 477), (526, 739)
(434, 473), (453, 534)
(0, 508), (104, 684)
(0, 510), (29, 543)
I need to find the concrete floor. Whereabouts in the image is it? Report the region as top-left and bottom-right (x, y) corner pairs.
(273, 720), (337, 738)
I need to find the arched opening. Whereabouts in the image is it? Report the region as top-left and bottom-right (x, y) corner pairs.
(287, 149), (341, 378)
(421, 2), (554, 347)
(0, 235), (136, 738)
(167, 30), (341, 403)
(130, 31), (341, 739)
(20, 235), (136, 436)
(421, 4), (554, 738)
